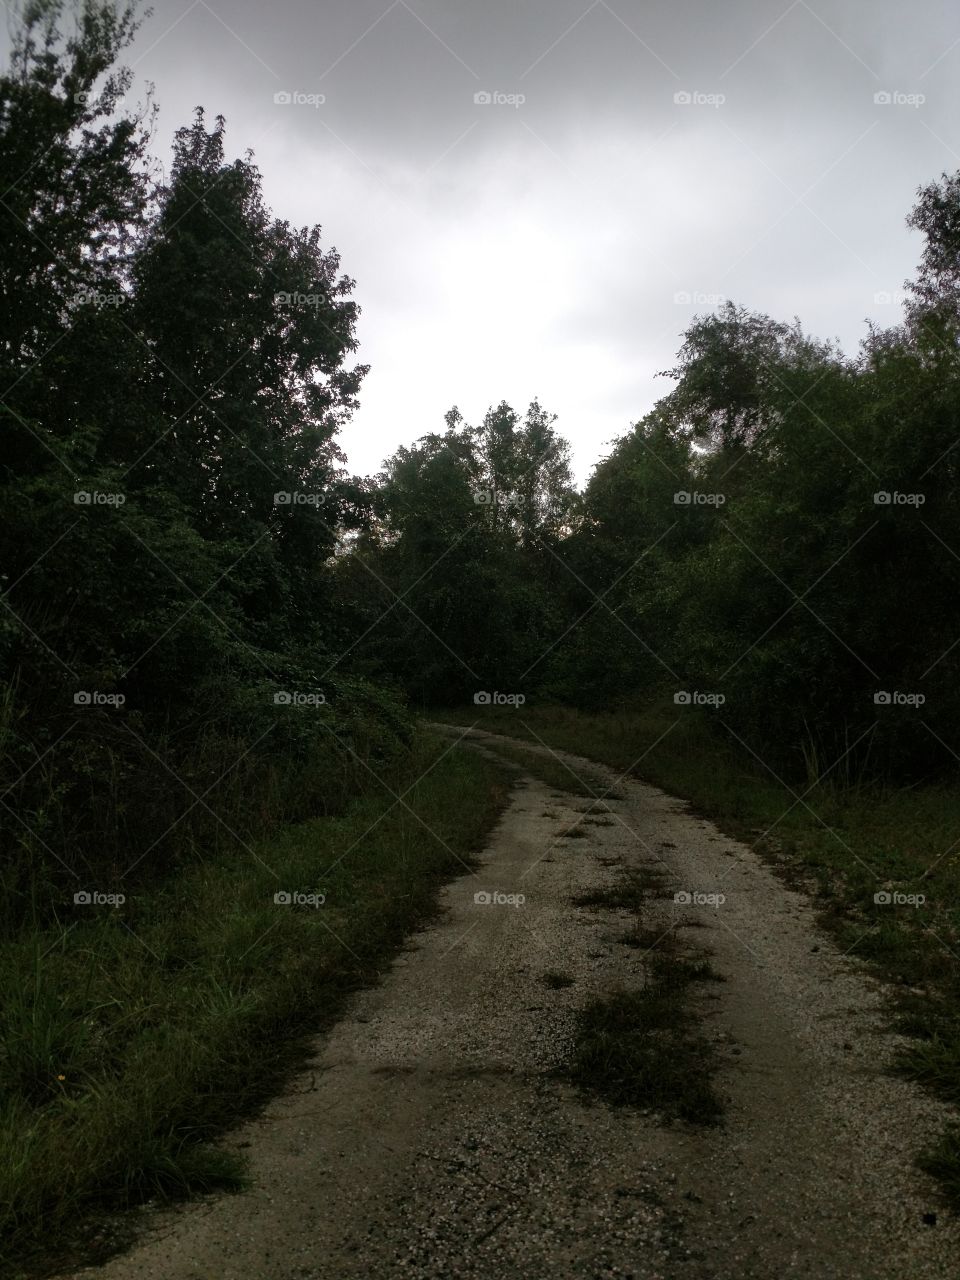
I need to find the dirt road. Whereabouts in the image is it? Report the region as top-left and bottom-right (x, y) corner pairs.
(65, 726), (960, 1279)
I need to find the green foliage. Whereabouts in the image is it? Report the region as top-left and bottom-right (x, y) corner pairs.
(527, 187), (960, 782)
(356, 188), (960, 779)
(339, 399), (577, 705)
(0, 4), (400, 928)
(0, 731), (511, 1273)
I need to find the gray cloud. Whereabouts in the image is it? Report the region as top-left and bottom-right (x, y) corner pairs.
(10, 0), (960, 479)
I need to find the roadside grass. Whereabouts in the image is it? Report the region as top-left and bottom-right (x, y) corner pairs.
(437, 701), (960, 1202)
(0, 731), (512, 1280)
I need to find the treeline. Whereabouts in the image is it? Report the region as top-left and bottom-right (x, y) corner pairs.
(348, 189), (960, 784)
(0, 3), (410, 931)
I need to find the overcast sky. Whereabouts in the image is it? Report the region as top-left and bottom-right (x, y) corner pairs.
(25, 0), (960, 481)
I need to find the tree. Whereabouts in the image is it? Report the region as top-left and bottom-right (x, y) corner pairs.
(348, 401), (576, 705)
(0, 6), (396, 921)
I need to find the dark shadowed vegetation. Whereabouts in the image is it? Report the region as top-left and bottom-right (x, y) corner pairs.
(6, 0), (960, 1268)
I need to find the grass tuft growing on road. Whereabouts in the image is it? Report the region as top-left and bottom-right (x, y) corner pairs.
(566, 975), (723, 1125)
(573, 865), (670, 912)
(542, 970), (576, 989)
(565, 850), (724, 1126)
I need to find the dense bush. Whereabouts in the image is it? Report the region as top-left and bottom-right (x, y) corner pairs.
(0, 2), (408, 929)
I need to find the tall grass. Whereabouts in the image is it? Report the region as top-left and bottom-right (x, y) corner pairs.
(0, 729), (511, 1278)
(0, 674), (414, 937)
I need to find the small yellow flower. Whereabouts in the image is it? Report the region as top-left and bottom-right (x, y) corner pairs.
(57, 1074), (66, 1082)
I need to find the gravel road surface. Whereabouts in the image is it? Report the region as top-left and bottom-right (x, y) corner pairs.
(62, 726), (960, 1279)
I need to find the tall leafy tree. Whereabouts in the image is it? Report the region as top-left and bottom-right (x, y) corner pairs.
(0, 4), (394, 921)
(347, 401), (575, 704)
